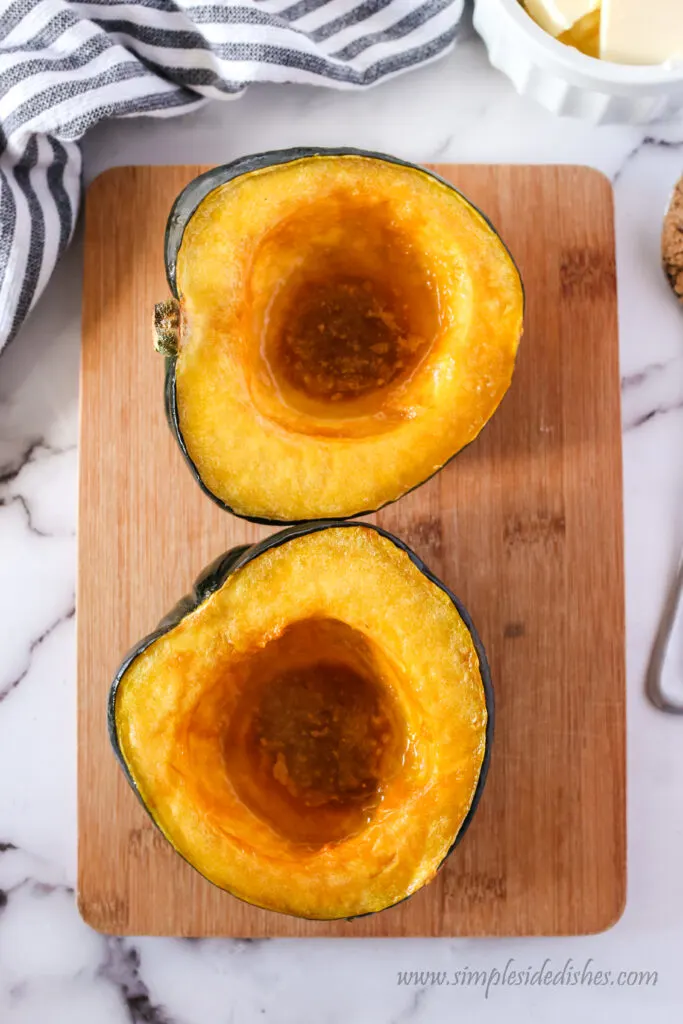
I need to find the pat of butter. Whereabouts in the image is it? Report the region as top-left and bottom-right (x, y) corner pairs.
(601, 0), (683, 64)
(524, 0), (600, 37)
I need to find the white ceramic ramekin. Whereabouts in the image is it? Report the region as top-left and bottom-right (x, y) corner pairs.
(473, 0), (683, 124)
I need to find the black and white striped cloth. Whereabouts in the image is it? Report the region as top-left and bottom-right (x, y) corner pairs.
(0, 0), (464, 352)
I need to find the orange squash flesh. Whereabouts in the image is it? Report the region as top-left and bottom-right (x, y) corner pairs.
(113, 526), (489, 919)
(172, 154), (523, 522)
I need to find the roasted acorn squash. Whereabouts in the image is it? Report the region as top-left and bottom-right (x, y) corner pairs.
(156, 148), (523, 523)
(109, 523), (492, 920)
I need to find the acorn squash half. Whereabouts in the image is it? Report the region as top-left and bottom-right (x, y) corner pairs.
(109, 523), (493, 920)
(156, 148), (523, 523)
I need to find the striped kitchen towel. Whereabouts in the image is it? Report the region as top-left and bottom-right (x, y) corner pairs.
(0, 0), (464, 353)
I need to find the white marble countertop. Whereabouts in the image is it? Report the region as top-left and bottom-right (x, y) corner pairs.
(1, 12), (683, 1023)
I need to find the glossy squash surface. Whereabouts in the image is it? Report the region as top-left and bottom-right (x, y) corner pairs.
(110, 523), (492, 920)
(159, 149), (524, 523)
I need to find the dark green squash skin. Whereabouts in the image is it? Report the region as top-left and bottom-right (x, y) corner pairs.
(108, 521), (494, 922)
(161, 147), (524, 526)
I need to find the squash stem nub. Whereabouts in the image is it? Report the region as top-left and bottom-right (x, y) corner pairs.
(154, 298), (180, 356)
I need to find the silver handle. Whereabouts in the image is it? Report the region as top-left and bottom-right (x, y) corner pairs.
(651, 175), (683, 713)
(646, 550), (683, 714)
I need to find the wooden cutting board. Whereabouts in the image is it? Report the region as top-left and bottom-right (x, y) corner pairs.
(77, 164), (625, 937)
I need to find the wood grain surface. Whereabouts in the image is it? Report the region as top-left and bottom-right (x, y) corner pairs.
(77, 164), (626, 936)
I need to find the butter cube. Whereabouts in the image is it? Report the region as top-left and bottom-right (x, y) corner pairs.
(524, 0), (601, 37)
(601, 0), (683, 64)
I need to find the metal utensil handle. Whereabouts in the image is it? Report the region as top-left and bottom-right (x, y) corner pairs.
(646, 550), (683, 714)
(650, 175), (683, 713)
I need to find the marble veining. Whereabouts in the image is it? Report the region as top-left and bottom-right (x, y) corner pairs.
(622, 356), (683, 431)
(98, 940), (179, 1024)
(0, 604), (75, 705)
(1, 11), (683, 1023)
